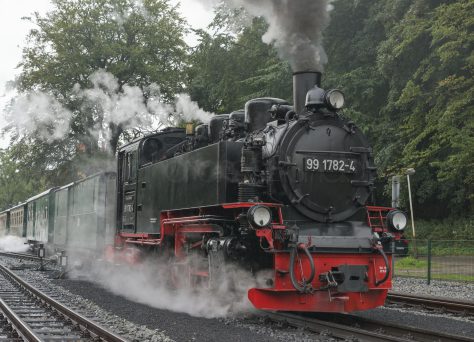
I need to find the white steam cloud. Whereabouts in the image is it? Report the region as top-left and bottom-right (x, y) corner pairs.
(5, 70), (213, 145)
(0, 236), (30, 253)
(6, 92), (72, 143)
(202, 0), (331, 71)
(73, 258), (271, 318)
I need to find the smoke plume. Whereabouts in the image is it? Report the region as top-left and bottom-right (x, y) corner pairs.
(202, 0), (331, 71)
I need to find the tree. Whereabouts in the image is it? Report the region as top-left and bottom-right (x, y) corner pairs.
(187, 15), (292, 114)
(0, 145), (48, 210)
(377, 0), (474, 215)
(323, 0), (473, 217)
(8, 0), (187, 185)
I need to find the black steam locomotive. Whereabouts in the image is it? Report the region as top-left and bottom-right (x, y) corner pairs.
(114, 72), (405, 312)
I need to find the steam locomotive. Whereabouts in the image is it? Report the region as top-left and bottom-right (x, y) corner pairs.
(114, 71), (408, 312)
(0, 71), (409, 313)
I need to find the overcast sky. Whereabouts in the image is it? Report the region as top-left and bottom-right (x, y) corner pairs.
(0, 0), (214, 147)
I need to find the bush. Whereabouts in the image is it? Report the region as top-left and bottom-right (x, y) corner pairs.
(404, 217), (474, 240)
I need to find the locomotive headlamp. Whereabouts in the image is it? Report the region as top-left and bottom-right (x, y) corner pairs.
(387, 210), (408, 231)
(325, 89), (345, 110)
(248, 205), (272, 228)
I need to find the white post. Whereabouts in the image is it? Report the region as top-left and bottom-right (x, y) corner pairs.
(392, 176), (401, 208)
(406, 168), (417, 257)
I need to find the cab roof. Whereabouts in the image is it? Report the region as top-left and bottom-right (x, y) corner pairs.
(117, 127), (185, 152)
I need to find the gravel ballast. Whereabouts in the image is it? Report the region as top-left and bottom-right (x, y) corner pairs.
(393, 276), (474, 301)
(0, 259), (173, 342)
(54, 273), (474, 340)
(55, 278), (329, 342)
(352, 276), (474, 338)
(0, 256), (328, 342)
(2, 255), (474, 341)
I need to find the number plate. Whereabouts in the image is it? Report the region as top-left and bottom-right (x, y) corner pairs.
(304, 156), (358, 173)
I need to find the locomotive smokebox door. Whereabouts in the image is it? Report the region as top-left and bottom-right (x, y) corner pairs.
(278, 116), (376, 222)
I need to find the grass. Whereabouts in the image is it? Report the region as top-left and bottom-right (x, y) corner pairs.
(396, 256), (428, 269)
(395, 274), (474, 282)
(395, 255), (474, 282)
(432, 274), (474, 282)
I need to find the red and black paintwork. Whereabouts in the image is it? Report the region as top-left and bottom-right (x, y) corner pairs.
(109, 202), (391, 313)
(109, 72), (395, 313)
(367, 206), (409, 256)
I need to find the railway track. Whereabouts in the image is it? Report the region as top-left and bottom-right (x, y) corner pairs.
(0, 251), (47, 263)
(387, 292), (474, 316)
(0, 264), (127, 341)
(264, 311), (474, 342)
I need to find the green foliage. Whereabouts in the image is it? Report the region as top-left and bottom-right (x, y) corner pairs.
(396, 256), (427, 269)
(324, 0), (474, 217)
(404, 217), (474, 240)
(10, 0), (187, 181)
(190, 0), (473, 218)
(0, 145), (48, 210)
(187, 17), (292, 114)
(12, 0), (187, 164)
(379, 0), (474, 216)
(19, 0), (187, 100)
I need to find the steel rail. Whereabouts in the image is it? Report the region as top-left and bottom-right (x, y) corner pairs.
(0, 251), (51, 262)
(0, 296), (42, 342)
(388, 292), (474, 316)
(265, 312), (407, 342)
(0, 264), (128, 342)
(330, 313), (474, 342)
(264, 311), (474, 342)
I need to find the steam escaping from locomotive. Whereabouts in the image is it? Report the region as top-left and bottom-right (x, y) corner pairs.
(4, 70), (213, 146)
(69, 259), (269, 318)
(0, 236), (29, 253)
(201, 0), (331, 72)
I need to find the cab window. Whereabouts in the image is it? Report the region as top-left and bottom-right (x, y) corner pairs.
(140, 138), (163, 166)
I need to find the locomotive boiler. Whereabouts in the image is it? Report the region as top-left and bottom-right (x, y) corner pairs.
(113, 71), (405, 313)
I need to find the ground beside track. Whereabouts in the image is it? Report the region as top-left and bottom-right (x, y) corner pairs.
(393, 277), (474, 301)
(54, 278), (327, 342)
(353, 307), (474, 337)
(55, 276), (474, 341)
(0, 256), (328, 342)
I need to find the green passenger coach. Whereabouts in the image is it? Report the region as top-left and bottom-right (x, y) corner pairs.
(0, 210), (9, 236)
(65, 172), (117, 253)
(9, 203), (27, 238)
(26, 189), (57, 244)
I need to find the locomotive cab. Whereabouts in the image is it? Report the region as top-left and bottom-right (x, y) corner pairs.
(117, 128), (186, 233)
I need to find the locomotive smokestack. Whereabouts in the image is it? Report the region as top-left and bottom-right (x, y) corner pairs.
(293, 71), (322, 114)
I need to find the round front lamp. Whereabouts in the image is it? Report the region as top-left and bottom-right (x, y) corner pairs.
(387, 210), (408, 231)
(247, 205), (272, 228)
(325, 89), (345, 110)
